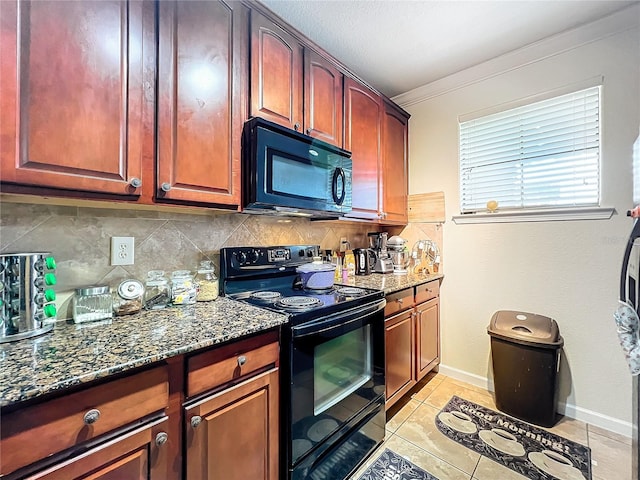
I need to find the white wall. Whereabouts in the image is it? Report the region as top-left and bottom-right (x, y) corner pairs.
(396, 6), (640, 435)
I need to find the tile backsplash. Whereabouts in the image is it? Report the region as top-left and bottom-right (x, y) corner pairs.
(0, 201), (443, 319)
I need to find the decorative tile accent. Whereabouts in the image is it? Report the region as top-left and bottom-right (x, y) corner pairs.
(0, 202), (438, 319)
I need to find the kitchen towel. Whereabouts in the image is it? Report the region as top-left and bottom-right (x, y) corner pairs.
(436, 396), (591, 480)
(355, 448), (439, 480)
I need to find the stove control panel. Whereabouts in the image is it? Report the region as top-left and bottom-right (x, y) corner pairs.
(222, 245), (320, 270)
(268, 248), (291, 263)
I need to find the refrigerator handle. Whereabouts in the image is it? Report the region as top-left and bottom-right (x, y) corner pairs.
(620, 218), (640, 302)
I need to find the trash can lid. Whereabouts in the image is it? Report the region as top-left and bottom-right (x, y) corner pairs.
(487, 310), (564, 348)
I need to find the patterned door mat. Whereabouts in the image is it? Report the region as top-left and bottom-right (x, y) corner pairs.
(355, 448), (439, 480)
(436, 396), (591, 480)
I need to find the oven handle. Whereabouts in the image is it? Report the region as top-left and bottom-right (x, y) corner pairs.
(291, 299), (386, 338)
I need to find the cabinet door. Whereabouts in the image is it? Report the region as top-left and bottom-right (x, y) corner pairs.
(304, 50), (343, 146)
(157, 0), (246, 206)
(344, 77), (382, 220)
(0, 0), (146, 195)
(250, 11), (303, 131)
(415, 297), (440, 380)
(24, 418), (169, 480)
(381, 101), (409, 224)
(185, 368), (279, 480)
(385, 310), (415, 409)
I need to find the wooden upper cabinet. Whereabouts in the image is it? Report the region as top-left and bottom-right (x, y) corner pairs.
(381, 101), (409, 224)
(304, 50), (343, 146)
(344, 77), (382, 220)
(250, 11), (303, 132)
(0, 0), (147, 196)
(156, 0), (246, 206)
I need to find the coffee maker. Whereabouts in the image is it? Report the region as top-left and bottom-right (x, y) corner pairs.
(367, 232), (394, 274)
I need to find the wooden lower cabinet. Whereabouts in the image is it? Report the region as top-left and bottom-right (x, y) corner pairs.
(184, 368), (279, 480)
(384, 309), (415, 407)
(384, 281), (441, 410)
(24, 418), (169, 480)
(416, 297), (440, 380)
(0, 331), (280, 480)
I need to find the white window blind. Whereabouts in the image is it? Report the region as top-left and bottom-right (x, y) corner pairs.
(459, 86), (600, 213)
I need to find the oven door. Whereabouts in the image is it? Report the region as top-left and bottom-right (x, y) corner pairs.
(287, 299), (385, 466)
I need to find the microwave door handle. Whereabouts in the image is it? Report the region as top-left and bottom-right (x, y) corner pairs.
(332, 167), (346, 205)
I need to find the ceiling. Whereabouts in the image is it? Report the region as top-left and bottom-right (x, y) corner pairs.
(259, 0), (637, 98)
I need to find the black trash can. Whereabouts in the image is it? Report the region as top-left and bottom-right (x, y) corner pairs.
(487, 310), (564, 427)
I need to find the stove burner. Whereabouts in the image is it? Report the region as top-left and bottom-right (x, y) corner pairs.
(277, 296), (323, 311)
(250, 291), (282, 302)
(336, 287), (366, 296)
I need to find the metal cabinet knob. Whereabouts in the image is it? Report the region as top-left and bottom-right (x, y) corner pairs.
(306, 128), (311, 135)
(83, 409), (101, 425)
(397, 298), (403, 304)
(129, 177), (142, 188)
(294, 123), (300, 131)
(155, 432), (168, 446)
(237, 355), (247, 367)
(161, 182), (172, 192)
(191, 415), (202, 428)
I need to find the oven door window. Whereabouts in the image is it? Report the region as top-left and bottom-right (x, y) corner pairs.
(314, 325), (371, 415)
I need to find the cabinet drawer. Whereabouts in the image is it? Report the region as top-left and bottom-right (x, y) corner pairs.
(187, 331), (279, 398)
(384, 288), (414, 317)
(1, 366), (169, 476)
(415, 280), (439, 303)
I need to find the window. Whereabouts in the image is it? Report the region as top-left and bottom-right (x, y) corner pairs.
(459, 86), (600, 214)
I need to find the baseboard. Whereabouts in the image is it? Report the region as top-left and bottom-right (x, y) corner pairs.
(439, 363), (633, 438)
(438, 364), (495, 392)
(558, 401), (634, 439)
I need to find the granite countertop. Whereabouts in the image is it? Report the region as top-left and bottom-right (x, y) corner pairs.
(0, 273), (442, 408)
(0, 297), (288, 408)
(343, 271), (444, 294)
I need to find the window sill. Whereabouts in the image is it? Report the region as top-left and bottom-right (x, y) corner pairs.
(452, 207), (616, 224)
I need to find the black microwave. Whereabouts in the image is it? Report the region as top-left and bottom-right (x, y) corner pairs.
(242, 117), (352, 217)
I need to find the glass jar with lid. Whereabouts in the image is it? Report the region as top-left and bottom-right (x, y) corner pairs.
(171, 270), (197, 305)
(194, 260), (218, 302)
(73, 285), (113, 323)
(144, 270), (171, 310)
(113, 279), (144, 316)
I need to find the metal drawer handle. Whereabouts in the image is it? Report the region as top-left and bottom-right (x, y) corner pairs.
(83, 409), (101, 425)
(237, 355), (247, 367)
(396, 298), (403, 304)
(155, 432), (168, 446)
(191, 416), (202, 428)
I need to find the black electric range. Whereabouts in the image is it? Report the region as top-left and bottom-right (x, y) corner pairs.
(220, 245), (386, 480)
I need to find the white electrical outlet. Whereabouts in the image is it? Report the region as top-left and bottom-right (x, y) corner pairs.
(110, 236), (135, 266)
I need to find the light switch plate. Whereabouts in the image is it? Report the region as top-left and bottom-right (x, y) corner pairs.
(111, 236), (135, 266)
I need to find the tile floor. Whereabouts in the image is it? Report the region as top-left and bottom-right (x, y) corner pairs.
(350, 372), (632, 480)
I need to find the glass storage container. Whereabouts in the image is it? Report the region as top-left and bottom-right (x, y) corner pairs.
(171, 270), (197, 305)
(73, 285), (113, 323)
(194, 260), (218, 302)
(144, 270), (171, 310)
(113, 279), (144, 316)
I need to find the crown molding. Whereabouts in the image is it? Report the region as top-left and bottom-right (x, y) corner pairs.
(392, 4), (640, 108)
